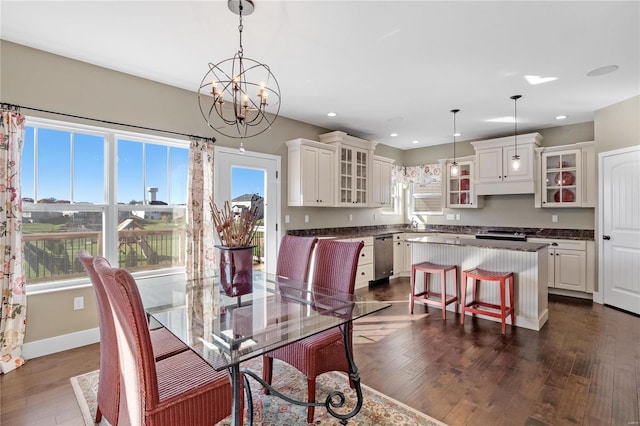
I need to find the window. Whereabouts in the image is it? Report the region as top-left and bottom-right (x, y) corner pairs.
(409, 181), (443, 215)
(381, 180), (403, 215)
(22, 117), (189, 291)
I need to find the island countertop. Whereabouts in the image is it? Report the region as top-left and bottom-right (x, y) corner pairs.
(406, 236), (548, 253)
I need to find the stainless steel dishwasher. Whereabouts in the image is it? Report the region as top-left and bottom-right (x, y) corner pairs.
(372, 234), (393, 285)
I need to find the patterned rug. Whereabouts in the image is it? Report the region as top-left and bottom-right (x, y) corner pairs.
(70, 358), (445, 426)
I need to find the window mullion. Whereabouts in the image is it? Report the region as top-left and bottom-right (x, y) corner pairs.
(104, 132), (118, 263)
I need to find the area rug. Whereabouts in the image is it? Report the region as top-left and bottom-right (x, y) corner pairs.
(70, 358), (445, 426)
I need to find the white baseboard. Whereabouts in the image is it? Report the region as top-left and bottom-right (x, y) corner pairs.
(22, 328), (100, 360)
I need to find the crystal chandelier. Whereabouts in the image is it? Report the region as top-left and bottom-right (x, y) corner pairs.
(198, 0), (281, 140)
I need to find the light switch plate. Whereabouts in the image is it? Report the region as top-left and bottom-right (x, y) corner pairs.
(552, 215), (558, 223)
(446, 214), (455, 220)
(304, 215), (309, 223)
(284, 215), (290, 224)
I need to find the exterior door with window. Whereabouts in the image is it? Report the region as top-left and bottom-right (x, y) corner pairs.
(214, 147), (280, 274)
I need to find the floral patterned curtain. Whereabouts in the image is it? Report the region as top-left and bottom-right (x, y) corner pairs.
(185, 137), (216, 281)
(391, 164), (442, 187)
(0, 106), (27, 374)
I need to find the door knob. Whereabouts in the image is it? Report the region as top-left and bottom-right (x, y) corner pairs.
(603, 235), (611, 240)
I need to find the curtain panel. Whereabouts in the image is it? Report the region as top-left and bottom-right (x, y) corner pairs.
(185, 137), (216, 280)
(0, 107), (27, 373)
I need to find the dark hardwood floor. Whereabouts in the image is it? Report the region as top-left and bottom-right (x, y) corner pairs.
(1, 277), (638, 425)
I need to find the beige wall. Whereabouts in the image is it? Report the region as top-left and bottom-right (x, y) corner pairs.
(2, 41), (636, 345)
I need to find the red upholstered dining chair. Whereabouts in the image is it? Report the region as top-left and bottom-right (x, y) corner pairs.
(93, 256), (233, 426)
(78, 250), (189, 424)
(262, 235), (318, 387)
(262, 239), (364, 423)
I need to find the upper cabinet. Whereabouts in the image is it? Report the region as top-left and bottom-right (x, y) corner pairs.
(471, 133), (543, 195)
(444, 155), (482, 208)
(319, 131), (378, 207)
(535, 142), (595, 208)
(371, 155), (395, 207)
(286, 138), (336, 207)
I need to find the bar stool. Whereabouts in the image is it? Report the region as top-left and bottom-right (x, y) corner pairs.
(460, 268), (515, 335)
(410, 261), (458, 319)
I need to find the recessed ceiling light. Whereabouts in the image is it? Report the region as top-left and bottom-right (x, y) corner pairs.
(524, 75), (558, 85)
(412, 140), (419, 144)
(390, 133), (398, 137)
(555, 115), (568, 120)
(586, 65), (619, 77)
(327, 112), (337, 117)
(453, 132), (461, 137)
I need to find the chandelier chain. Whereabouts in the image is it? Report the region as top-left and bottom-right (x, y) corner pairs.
(238, 4), (244, 56)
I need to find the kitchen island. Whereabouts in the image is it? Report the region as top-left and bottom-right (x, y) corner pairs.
(408, 236), (549, 331)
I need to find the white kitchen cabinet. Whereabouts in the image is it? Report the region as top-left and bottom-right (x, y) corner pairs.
(338, 145), (369, 206)
(337, 236), (374, 289)
(445, 156), (482, 208)
(471, 132), (542, 195)
(286, 138), (336, 207)
(392, 233), (405, 277)
(371, 156), (395, 207)
(535, 142), (595, 208)
(319, 131), (377, 207)
(529, 238), (589, 292)
(541, 149), (581, 207)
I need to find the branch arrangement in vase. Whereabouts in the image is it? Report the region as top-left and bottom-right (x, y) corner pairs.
(210, 199), (259, 247)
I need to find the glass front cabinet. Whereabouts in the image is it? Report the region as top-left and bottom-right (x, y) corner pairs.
(446, 156), (481, 208)
(541, 149), (581, 207)
(339, 146), (368, 205)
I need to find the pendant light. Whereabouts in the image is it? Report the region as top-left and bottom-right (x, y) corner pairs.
(198, 0), (281, 140)
(450, 109), (460, 176)
(511, 95), (522, 170)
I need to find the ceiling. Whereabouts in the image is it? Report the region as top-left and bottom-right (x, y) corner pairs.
(2, 1), (639, 149)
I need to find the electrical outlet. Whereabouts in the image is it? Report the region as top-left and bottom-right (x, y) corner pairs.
(284, 214), (290, 224)
(349, 214), (353, 221)
(304, 214), (309, 223)
(446, 214), (455, 220)
(73, 296), (84, 310)
(456, 214), (461, 221)
(552, 215), (558, 223)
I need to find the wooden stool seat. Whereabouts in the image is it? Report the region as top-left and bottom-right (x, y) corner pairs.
(461, 268), (515, 335)
(410, 261), (458, 319)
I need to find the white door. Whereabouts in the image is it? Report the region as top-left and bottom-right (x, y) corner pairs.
(214, 147), (280, 275)
(600, 145), (640, 314)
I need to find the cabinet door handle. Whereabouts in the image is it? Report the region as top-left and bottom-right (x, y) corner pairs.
(551, 242), (558, 246)
(603, 235), (611, 240)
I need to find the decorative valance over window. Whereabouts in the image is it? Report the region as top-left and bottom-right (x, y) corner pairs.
(392, 164), (442, 187)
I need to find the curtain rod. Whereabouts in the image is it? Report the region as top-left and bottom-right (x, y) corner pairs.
(0, 102), (216, 143)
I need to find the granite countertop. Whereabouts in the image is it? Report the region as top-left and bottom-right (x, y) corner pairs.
(406, 236), (549, 253)
(288, 225), (594, 241)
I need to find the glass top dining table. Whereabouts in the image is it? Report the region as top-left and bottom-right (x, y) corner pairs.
(145, 270), (391, 425)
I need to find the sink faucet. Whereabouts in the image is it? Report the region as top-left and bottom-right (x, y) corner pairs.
(411, 219), (419, 230)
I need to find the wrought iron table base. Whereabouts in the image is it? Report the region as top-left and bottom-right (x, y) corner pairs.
(227, 322), (362, 425)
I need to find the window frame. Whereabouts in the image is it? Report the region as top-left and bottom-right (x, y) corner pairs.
(23, 117), (190, 295)
(408, 181), (444, 216)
